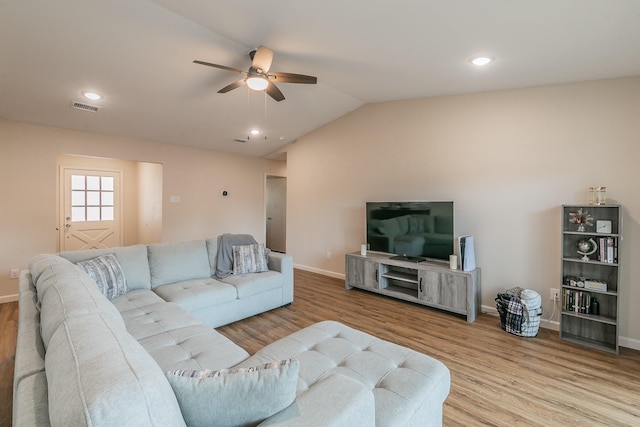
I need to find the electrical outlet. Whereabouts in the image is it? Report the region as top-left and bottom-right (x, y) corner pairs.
(10, 268), (20, 279)
(326, 251), (332, 259)
(550, 288), (560, 302)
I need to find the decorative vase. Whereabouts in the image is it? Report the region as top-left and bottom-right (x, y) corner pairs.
(577, 224), (585, 232)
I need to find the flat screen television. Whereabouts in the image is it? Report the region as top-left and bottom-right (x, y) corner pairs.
(366, 201), (454, 263)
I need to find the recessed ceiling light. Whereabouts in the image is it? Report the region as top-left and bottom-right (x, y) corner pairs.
(250, 129), (260, 135)
(83, 92), (101, 100)
(470, 56), (494, 66)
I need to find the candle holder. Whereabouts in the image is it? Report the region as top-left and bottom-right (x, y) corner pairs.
(589, 187), (606, 205)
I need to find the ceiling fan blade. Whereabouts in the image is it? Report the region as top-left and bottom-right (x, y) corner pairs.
(252, 45), (274, 73)
(218, 79), (246, 93)
(265, 82), (285, 102)
(268, 71), (317, 84)
(193, 60), (245, 74)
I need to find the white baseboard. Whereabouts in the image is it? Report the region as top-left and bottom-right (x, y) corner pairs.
(0, 294), (19, 304)
(294, 264), (345, 280)
(481, 304), (640, 351)
(619, 336), (640, 351)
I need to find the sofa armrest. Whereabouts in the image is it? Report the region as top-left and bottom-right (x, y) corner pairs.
(267, 251), (292, 273)
(258, 373), (375, 427)
(268, 252), (293, 304)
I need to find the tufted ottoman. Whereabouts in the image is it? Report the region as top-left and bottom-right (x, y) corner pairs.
(235, 320), (451, 427)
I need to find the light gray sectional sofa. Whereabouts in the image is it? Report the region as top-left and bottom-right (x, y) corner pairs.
(13, 236), (451, 426)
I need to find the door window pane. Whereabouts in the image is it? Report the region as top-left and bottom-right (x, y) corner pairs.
(71, 175), (85, 190)
(102, 191), (114, 205)
(102, 207), (114, 221)
(87, 191), (100, 206)
(87, 207), (100, 221)
(72, 207), (85, 222)
(102, 176), (114, 191)
(72, 191), (85, 206)
(87, 176), (100, 191)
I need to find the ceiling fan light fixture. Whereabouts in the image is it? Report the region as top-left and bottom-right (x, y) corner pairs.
(246, 76), (269, 91)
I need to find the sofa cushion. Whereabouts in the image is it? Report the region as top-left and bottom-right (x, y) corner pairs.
(236, 321), (451, 427)
(148, 240), (211, 287)
(111, 288), (167, 313)
(45, 313), (186, 427)
(59, 244), (151, 290)
(233, 243), (269, 274)
(257, 373), (376, 427)
(205, 237), (219, 277)
(29, 254), (87, 298)
(141, 324), (250, 372)
(118, 301), (203, 341)
(166, 359), (299, 427)
(32, 256), (125, 349)
(75, 253), (128, 300)
(153, 279), (238, 312)
(116, 297), (249, 371)
(221, 270), (284, 299)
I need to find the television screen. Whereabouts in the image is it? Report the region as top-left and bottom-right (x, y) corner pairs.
(366, 201), (454, 262)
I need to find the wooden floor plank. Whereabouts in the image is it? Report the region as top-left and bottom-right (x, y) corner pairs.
(0, 301), (18, 427)
(2, 269), (639, 426)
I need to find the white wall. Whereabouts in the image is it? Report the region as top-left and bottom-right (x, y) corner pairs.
(0, 120), (286, 300)
(285, 76), (640, 347)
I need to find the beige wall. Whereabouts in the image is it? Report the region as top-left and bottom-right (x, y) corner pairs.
(285, 76), (640, 348)
(137, 161), (163, 244)
(0, 120), (285, 300)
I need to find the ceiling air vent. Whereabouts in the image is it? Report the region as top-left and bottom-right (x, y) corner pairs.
(71, 101), (99, 113)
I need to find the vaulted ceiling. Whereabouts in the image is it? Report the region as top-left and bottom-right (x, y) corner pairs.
(2, 0), (639, 158)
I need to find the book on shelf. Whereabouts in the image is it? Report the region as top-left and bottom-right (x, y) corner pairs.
(596, 236), (617, 263)
(562, 289), (594, 314)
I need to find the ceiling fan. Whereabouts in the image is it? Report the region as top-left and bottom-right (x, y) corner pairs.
(193, 45), (317, 102)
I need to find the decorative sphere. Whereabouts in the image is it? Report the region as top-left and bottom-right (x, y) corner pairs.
(577, 240), (592, 252)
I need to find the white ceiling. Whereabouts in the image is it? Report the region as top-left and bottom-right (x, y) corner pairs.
(2, 0), (639, 158)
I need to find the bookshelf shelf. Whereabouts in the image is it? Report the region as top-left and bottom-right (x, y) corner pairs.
(560, 204), (622, 354)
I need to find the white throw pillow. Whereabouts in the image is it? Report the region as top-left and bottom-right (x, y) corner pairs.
(166, 359), (299, 427)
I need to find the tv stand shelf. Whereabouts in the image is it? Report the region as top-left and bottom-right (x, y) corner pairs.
(345, 252), (481, 322)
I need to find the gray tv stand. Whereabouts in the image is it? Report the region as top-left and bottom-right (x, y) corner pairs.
(345, 251), (481, 323)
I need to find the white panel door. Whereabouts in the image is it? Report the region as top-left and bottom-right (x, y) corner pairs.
(60, 168), (122, 251)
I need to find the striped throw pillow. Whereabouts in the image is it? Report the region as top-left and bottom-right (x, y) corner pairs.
(76, 253), (128, 299)
(232, 243), (269, 275)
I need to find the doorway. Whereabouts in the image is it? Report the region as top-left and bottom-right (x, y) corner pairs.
(57, 155), (163, 251)
(266, 175), (286, 253)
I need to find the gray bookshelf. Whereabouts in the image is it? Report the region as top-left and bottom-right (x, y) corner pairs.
(345, 252), (481, 322)
(560, 204), (622, 354)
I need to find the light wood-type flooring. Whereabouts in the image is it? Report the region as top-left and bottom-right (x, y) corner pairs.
(2, 269), (639, 426)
